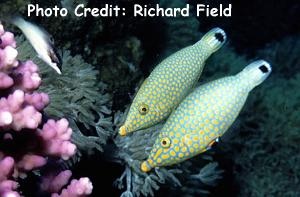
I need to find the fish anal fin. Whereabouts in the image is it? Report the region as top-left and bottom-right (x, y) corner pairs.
(208, 139), (216, 147)
(207, 136), (220, 149)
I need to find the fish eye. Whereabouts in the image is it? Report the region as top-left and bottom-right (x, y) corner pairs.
(138, 103), (149, 115)
(161, 137), (171, 148)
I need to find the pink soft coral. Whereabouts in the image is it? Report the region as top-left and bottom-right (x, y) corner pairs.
(0, 22), (92, 196)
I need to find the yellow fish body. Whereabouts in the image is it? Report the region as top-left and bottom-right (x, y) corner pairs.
(119, 28), (227, 136)
(141, 60), (272, 172)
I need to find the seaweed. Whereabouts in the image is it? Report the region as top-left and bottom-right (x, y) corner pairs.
(16, 36), (114, 155)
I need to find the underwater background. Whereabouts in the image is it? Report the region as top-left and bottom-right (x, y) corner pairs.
(0, 0), (299, 196)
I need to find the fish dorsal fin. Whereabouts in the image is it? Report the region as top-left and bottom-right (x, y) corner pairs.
(169, 107), (176, 117)
(130, 78), (148, 100)
(139, 78), (148, 91)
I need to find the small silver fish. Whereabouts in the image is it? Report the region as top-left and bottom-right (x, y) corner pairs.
(11, 16), (62, 74)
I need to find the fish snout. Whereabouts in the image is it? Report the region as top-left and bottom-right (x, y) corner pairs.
(141, 160), (152, 172)
(119, 125), (128, 136)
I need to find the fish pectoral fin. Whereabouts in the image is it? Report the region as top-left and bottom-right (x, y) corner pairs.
(182, 134), (220, 153)
(155, 102), (169, 115)
(182, 134), (195, 146)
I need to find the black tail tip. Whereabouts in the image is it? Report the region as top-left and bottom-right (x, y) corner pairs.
(259, 65), (269, 73)
(214, 32), (225, 43)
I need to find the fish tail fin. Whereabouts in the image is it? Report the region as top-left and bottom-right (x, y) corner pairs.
(197, 27), (227, 52)
(239, 60), (272, 88)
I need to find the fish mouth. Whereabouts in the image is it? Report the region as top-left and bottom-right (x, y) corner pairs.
(141, 147), (163, 172)
(119, 125), (128, 136)
(141, 160), (153, 172)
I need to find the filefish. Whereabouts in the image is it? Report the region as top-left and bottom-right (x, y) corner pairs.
(11, 16), (62, 74)
(119, 28), (227, 136)
(141, 60), (272, 172)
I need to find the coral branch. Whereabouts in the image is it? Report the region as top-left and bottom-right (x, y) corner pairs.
(0, 22), (92, 196)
